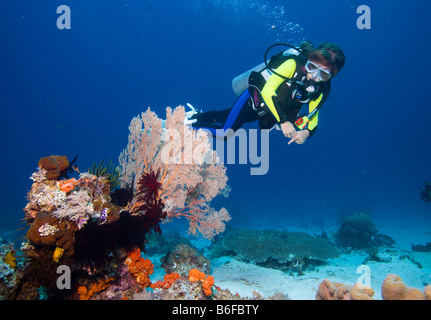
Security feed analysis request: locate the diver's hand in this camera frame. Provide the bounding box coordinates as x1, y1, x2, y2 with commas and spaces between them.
288, 130, 310, 145
280, 121, 297, 139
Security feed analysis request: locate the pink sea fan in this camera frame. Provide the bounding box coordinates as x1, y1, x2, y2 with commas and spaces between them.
119, 105, 230, 239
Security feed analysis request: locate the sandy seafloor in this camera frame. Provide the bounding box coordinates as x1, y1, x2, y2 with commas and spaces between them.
146, 216, 431, 300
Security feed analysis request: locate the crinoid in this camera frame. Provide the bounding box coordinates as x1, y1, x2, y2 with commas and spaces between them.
88, 159, 121, 190
132, 169, 167, 234
136, 169, 162, 203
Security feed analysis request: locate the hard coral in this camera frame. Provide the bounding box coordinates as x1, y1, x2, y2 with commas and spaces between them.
224, 230, 339, 270
381, 274, 428, 300
336, 211, 378, 249
125, 248, 154, 288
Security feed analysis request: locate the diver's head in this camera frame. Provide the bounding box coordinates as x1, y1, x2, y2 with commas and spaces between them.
304, 42, 345, 82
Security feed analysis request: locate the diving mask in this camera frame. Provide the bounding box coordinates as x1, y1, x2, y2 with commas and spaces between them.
305, 60, 332, 82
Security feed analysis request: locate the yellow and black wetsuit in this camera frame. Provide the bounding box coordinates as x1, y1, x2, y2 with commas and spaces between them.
191, 53, 330, 138
249, 53, 330, 136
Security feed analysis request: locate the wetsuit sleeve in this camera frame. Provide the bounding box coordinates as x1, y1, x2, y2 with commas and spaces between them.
261, 59, 297, 123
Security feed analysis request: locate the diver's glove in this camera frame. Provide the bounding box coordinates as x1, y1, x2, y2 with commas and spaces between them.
184, 103, 200, 125
160, 103, 200, 130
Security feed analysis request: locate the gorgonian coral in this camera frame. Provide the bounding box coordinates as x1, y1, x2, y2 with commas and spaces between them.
119, 106, 231, 240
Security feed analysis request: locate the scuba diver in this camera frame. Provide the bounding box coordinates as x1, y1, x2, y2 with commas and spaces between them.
186, 41, 345, 144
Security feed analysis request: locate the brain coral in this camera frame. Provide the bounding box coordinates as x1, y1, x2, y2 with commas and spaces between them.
223, 230, 339, 263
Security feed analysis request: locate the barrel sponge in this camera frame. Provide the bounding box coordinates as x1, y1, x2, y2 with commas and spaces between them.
38, 155, 69, 180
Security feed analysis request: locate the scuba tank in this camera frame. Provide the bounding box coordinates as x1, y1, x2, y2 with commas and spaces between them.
231, 44, 301, 96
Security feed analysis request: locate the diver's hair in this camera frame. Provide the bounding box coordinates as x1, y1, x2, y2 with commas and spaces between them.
300, 41, 346, 76
299, 41, 315, 55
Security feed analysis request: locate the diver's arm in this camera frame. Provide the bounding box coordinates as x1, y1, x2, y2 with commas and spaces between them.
260, 59, 297, 123
280, 121, 297, 139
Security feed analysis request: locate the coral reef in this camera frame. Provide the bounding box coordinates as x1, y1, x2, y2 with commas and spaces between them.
161, 243, 210, 277
17, 137, 231, 300
119, 106, 231, 240
223, 230, 339, 273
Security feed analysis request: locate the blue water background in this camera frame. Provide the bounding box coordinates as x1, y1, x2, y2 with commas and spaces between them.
1, 0, 430, 238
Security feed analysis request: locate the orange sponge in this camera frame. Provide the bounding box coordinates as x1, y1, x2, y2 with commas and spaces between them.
189, 268, 214, 296
382, 274, 426, 300
78, 277, 114, 300
58, 178, 79, 193
125, 247, 154, 288
150, 272, 181, 290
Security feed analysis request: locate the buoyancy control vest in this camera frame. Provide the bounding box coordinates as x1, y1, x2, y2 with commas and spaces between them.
248, 52, 330, 130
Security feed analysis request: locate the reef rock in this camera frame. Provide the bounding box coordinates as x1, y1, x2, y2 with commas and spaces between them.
161, 244, 210, 277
